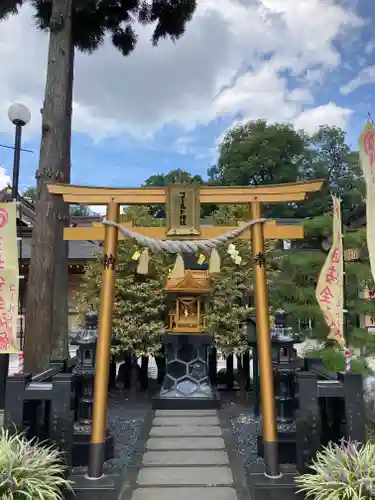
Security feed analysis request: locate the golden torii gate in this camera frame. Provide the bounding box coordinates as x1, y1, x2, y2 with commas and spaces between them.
47, 179, 324, 480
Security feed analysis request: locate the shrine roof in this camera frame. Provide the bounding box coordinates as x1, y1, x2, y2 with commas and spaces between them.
165, 270, 212, 293
18, 234, 101, 261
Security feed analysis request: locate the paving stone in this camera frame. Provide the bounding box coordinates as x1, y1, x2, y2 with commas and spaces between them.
146, 437, 226, 450
142, 450, 229, 465
130, 487, 239, 500
137, 466, 233, 485
155, 409, 217, 416
150, 425, 222, 436
153, 416, 220, 426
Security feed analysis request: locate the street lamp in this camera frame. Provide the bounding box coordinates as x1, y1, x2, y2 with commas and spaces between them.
8, 103, 31, 200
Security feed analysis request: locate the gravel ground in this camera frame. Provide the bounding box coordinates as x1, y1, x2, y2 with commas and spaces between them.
104, 391, 151, 473
220, 395, 295, 474
71, 390, 151, 475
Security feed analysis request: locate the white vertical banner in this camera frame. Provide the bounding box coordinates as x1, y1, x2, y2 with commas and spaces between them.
315, 196, 345, 346
359, 121, 375, 284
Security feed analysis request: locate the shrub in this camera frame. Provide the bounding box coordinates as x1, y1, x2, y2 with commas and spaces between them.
296, 439, 375, 500
0, 428, 72, 499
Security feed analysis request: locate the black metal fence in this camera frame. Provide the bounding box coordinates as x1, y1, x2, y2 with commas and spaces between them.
2, 356, 105, 468
295, 359, 366, 473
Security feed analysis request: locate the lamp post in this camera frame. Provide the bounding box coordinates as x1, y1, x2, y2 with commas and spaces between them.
0, 103, 31, 413
8, 103, 31, 199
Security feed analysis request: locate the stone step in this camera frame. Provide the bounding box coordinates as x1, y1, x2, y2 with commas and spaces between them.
153, 416, 220, 426
142, 450, 229, 466
155, 409, 217, 416
137, 466, 233, 486
146, 437, 226, 450
150, 425, 222, 437
131, 487, 239, 500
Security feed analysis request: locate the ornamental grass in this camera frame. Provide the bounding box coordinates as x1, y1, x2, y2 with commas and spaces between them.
0, 427, 72, 499
295, 439, 375, 500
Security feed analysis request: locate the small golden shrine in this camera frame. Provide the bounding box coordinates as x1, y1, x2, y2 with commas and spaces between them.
165, 270, 212, 334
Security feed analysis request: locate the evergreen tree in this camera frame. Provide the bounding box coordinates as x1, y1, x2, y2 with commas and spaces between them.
76, 205, 171, 357
269, 215, 375, 373
78, 239, 169, 358
207, 207, 277, 354
206, 240, 253, 357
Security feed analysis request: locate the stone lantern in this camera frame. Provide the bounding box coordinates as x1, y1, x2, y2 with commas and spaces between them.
271, 309, 301, 423
71, 311, 113, 466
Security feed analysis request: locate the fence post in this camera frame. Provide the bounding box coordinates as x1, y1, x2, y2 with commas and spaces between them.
296, 371, 321, 473
338, 372, 366, 443
253, 346, 260, 416
226, 354, 234, 389
4, 373, 31, 431
209, 346, 217, 386
50, 373, 75, 466
243, 350, 250, 391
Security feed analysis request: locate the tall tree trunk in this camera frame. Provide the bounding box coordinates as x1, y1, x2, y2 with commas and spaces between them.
24, 0, 73, 374
51, 43, 75, 361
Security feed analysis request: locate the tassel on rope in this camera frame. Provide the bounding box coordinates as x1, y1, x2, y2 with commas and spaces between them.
136, 248, 149, 275
170, 253, 185, 279
208, 248, 221, 274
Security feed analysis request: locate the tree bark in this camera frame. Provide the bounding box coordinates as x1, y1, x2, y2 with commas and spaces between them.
51, 43, 75, 361
24, 0, 73, 374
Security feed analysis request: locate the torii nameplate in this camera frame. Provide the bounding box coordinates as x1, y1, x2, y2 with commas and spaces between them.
166, 184, 200, 237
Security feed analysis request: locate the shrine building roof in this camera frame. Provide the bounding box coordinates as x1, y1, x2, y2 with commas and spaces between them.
165, 270, 212, 293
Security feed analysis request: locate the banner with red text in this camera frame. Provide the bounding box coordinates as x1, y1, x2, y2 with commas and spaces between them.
315, 196, 345, 346
359, 121, 375, 284
0, 203, 20, 353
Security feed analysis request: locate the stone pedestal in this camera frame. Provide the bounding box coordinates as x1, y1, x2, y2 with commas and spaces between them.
153, 335, 219, 409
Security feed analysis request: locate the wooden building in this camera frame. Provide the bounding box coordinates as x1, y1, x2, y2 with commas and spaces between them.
0, 188, 102, 335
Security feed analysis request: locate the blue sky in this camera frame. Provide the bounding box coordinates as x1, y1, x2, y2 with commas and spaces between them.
0, 0, 374, 194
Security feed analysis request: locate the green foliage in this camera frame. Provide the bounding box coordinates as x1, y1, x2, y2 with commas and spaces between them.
78, 240, 169, 357
305, 347, 370, 376
206, 241, 253, 356
269, 216, 375, 357
209, 121, 365, 219
143, 169, 204, 187
0, 428, 71, 499
209, 119, 307, 187
70, 204, 92, 216
207, 208, 278, 354
22, 187, 36, 204
120, 205, 165, 227
2, 0, 197, 57
77, 206, 171, 357
295, 439, 375, 500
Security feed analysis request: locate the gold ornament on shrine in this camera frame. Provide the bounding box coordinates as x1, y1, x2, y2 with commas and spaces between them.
165, 269, 212, 334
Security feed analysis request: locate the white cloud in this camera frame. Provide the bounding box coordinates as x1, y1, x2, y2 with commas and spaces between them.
293, 102, 353, 134
0, 0, 363, 141
0, 167, 11, 189
340, 66, 375, 95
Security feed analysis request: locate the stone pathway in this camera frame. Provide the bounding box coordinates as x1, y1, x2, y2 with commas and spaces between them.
125, 409, 249, 500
